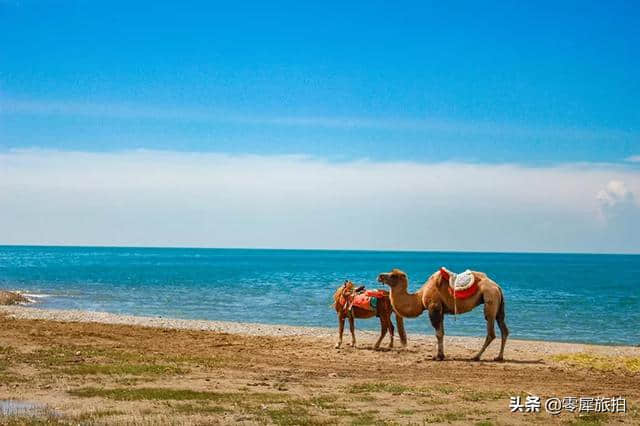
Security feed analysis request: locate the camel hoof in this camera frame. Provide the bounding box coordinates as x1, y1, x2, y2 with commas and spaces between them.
471, 356, 481, 362
334, 343, 341, 349
493, 356, 504, 362
435, 354, 445, 361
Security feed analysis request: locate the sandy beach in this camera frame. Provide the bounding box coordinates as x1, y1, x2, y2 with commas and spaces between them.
1, 305, 638, 425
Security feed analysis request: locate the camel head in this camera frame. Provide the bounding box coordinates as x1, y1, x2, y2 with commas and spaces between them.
334, 280, 355, 303
377, 269, 408, 289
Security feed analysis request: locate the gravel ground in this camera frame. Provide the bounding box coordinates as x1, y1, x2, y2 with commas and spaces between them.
2, 305, 638, 358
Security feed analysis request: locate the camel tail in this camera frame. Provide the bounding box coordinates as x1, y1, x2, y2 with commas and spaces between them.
395, 313, 408, 346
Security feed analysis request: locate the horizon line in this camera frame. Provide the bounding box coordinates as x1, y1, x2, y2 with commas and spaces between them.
1, 243, 638, 256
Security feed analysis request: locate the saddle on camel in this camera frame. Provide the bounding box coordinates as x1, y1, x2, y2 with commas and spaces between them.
332, 280, 407, 350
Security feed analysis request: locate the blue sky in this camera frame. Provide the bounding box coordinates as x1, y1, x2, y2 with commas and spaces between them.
1, 1, 639, 252
2, 1, 639, 162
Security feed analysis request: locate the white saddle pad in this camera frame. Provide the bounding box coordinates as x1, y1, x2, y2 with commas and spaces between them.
447, 269, 475, 291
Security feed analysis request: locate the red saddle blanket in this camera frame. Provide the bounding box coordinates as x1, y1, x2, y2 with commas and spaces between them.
448, 283, 478, 299
352, 289, 388, 311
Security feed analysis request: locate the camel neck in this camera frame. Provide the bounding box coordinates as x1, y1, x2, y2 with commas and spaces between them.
389, 284, 424, 318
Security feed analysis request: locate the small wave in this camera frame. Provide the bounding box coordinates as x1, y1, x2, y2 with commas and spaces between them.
20, 293, 53, 299
12, 291, 53, 304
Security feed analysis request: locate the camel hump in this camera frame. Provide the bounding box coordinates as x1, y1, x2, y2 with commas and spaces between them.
441, 268, 480, 299
440, 267, 475, 290
452, 270, 475, 291
439, 267, 452, 281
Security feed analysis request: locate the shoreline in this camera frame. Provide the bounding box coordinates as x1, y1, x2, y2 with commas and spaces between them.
2, 305, 639, 357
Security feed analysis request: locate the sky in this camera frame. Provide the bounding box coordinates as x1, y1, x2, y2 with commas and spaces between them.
1, 1, 639, 253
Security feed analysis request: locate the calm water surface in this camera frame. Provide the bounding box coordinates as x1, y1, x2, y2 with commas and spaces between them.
1, 246, 639, 345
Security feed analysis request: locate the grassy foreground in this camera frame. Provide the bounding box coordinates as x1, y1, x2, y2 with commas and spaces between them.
0, 313, 639, 425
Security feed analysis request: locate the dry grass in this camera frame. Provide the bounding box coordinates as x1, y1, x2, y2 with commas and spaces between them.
1, 315, 638, 425
552, 353, 640, 373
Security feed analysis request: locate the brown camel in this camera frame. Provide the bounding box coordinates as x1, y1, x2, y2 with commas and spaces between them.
333, 280, 407, 350
377, 269, 508, 361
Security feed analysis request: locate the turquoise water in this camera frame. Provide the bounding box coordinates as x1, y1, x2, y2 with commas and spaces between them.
1, 246, 639, 346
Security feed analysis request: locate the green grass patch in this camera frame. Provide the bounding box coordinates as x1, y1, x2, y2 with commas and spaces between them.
349, 412, 377, 425
565, 413, 609, 425
552, 353, 640, 373
0, 372, 26, 383
16, 345, 188, 378
169, 403, 226, 415
163, 354, 233, 369
61, 363, 185, 376
309, 395, 342, 409
327, 408, 358, 418
266, 405, 312, 425
68, 386, 288, 403
0, 345, 16, 371
73, 409, 126, 421
349, 382, 413, 394
18, 346, 140, 368
0, 416, 68, 426
461, 390, 509, 402
432, 384, 457, 394
396, 408, 417, 415
0, 345, 16, 354
424, 411, 467, 423
357, 394, 377, 402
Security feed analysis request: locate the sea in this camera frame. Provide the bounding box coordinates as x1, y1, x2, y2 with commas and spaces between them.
1, 246, 638, 346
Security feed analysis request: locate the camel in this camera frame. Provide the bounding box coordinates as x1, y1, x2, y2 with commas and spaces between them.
377, 269, 508, 361
333, 280, 407, 350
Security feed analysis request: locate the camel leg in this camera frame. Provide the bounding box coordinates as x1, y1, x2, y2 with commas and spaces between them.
429, 305, 445, 360
495, 296, 509, 361
388, 314, 395, 349
374, 316, 388, 350
335, 314, 345, 348
472, 302, 497, 361
396, 315, 407, 347
348, 314, 356, 347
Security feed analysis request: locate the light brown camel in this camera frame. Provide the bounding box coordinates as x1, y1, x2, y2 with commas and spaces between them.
333, 280, 407, 350
377, 269, 508, 361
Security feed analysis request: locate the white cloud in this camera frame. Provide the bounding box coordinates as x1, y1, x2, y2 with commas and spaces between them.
596, 180, 640, 231
1, 150, 639, 253
597, 180, 633, 206
626, 155, 640, 163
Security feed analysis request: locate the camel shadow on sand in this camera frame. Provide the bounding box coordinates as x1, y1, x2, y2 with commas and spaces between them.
345, 346, 544, 365
427, 356, 545, 365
